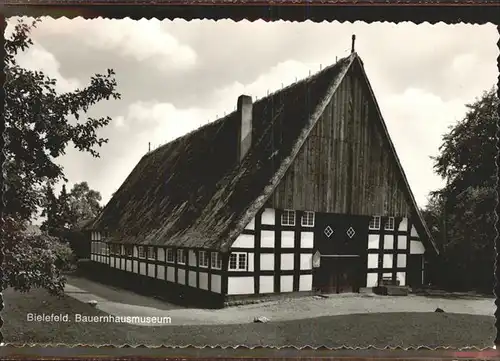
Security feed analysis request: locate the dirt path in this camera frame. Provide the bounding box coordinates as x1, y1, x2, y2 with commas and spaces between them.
65, 276, 495, 326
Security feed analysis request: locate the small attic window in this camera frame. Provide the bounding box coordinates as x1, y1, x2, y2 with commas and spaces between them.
301, 211, 315, 227
369, 216, 381, 230
384, 217, 395, 231
281, 210, 296, 226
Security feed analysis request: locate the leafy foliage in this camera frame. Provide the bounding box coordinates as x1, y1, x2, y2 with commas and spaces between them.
49, 238, 77, 272
3, 218, 70, 296
2, 19, 120, 295
41, 182, 102, 237
39, 181, 103, 261
424, 88, 498, 292
4, 19, 120, 222
67, 182, 103, 228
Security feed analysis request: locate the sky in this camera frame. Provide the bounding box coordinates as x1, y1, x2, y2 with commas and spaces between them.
7, 17, 498, 212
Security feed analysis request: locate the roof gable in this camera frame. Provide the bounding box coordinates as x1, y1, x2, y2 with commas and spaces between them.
270, 60, 414, 217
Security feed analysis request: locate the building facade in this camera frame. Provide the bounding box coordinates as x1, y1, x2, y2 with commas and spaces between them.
88, 51, 437, 307
90, 208, 428, 303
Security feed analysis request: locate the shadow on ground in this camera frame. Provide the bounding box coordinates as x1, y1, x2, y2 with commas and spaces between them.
65, 275, 185, 310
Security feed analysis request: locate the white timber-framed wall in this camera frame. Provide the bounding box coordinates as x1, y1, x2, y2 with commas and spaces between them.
365, 215, 426, 288
226, 208, 315, 296
226, 208, 427, 295
89, 232, 225, 296
89, 208, 427, 299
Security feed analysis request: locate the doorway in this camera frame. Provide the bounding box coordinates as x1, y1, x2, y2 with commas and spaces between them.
313, 256, 361, 294
407, 254, 424, 288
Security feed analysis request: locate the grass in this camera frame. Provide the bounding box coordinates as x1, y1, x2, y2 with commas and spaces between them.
2, 287, 496, 348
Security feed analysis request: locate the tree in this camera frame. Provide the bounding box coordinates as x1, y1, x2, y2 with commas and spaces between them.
41, 184, 74, 237
2, 18, 121, 296
424, 87, 498, 292
40, 183, 59, 236
58, 184, 73, 230
67, 182, 103, 228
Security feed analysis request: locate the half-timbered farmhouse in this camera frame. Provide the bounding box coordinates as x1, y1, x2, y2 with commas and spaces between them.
87, 48, 439, 307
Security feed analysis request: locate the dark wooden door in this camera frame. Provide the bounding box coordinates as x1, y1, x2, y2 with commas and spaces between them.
407, 254, 424, 288
337, 257, 360, 293
313, 256, 360, 294
315, 258, 338, 293
312, 212, 369, 293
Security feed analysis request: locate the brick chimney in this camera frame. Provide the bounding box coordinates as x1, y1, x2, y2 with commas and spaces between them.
236, 95, 253, 162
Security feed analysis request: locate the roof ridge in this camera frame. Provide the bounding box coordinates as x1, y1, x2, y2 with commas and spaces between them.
261, 53, 355, 102
143, 54, 356, 158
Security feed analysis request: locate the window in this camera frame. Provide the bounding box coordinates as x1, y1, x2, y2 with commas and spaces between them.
138, 246, 146, 258
147, 246, 156, 260
281, 209, 296, 226
384, 217, 395, 231
199, 251, 209, 268
211, 252, 222, 269
166, 248, 174, 263
125, 245, 133, 257
177, 249, 186, 264
369, 216, 381, 230
301, 211, 315, 227
229, 253, 247, 271
238, 253, 247, 269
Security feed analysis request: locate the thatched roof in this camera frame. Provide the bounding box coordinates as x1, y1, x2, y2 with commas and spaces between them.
90, 52, 437, 254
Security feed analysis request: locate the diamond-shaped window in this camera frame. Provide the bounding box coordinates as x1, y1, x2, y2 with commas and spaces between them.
324, 226, 334, 238
346, 227, 355, 239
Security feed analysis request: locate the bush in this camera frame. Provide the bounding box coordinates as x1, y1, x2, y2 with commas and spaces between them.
3, 217, 76, 295
47, 239, 76, 272
64, 230, 91, 260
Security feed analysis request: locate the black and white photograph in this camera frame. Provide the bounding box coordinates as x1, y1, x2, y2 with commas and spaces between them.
2, 17, 498, 348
